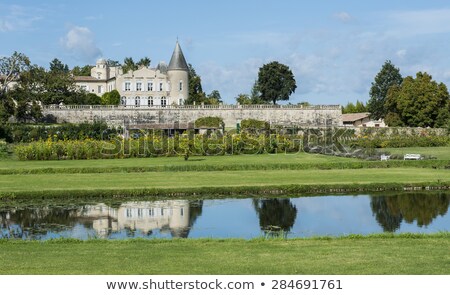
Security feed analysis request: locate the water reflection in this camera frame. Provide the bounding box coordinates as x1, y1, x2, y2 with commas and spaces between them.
253, 198, 297, 237
370, 192, 450, 232
0, 200, 203, 239
1, 192, 449, 240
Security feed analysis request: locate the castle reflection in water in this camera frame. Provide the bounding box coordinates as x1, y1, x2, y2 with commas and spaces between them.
83, 200, 194, 238
0, 200, 203, 239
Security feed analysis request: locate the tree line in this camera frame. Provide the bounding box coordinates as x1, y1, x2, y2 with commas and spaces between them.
367, 60, 450, 128
2, 50, 448, 128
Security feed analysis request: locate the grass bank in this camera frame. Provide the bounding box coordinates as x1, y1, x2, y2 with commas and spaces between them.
0, 168, 449, 199
1, 234, 449, 275
0, 147, 448, 175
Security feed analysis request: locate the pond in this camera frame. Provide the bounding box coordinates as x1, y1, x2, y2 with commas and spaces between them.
1, 192, 449, 240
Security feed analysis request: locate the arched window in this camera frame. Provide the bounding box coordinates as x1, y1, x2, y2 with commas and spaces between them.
161, 96, 167, 107
135, 96, 140, 107
148, 96, 153, 106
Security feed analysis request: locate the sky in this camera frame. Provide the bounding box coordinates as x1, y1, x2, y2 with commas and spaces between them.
2, 0, 450, 105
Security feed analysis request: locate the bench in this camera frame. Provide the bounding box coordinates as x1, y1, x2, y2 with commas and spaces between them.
404, 154, 422, 160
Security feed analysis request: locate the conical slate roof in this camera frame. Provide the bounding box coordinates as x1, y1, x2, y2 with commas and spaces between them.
168, 41, 188, 71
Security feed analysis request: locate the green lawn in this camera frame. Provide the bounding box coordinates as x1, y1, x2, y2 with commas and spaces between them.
1, 235, 449, 274
0, 168, 448, 194
0, 152, 358, 170
381, 146, 450, 160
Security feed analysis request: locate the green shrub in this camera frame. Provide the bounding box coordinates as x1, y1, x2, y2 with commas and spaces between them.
2, 122, 120, 143
194, 117, 224, 128
0, 140, 8, 159
241, 119, 270, 131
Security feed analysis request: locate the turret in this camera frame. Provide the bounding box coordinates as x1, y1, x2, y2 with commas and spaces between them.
167, 41, 189, 105
91, 58, 108, 80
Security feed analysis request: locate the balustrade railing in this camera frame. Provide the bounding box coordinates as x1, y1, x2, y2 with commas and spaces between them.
43, 104, 341, 111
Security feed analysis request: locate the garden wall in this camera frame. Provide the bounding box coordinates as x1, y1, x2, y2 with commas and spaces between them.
42, 105, 343, 128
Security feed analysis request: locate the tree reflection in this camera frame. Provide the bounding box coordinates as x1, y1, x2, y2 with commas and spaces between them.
253, 198, 297, 238
0, 200, 204, 239
0, 207, 80, 238
370, 192, 450, 232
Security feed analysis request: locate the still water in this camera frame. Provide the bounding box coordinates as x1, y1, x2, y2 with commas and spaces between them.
1, 192, 449, 240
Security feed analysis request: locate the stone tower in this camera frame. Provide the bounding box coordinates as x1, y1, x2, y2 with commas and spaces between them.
167, 41, 189, 105
91, 58, 109, 80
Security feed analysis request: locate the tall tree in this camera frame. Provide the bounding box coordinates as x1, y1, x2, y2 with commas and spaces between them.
257, 61, 297, 105
137, 57, 151, 68
42, 58, 78, 104
368, 60, 403, 120
49, 58, 69, 74
0, 51, 30, 97
385, 72, 450, 127
250, 80, 263, 104
206, 90, 222, 105
72, 65, 92, 76
122, 57, 137, 73
0, 52, 31, 122
342, 100, 367, 114
236, 93, 252, 105
185, 63, 206, 105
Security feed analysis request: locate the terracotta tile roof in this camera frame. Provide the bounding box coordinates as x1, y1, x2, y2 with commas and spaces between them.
342, 112, 370, 122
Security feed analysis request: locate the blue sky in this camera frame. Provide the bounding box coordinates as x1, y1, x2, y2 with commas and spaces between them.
2, 0, 450, 105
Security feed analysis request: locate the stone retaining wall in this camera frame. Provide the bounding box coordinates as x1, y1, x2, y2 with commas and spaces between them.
43, 105, 343, 128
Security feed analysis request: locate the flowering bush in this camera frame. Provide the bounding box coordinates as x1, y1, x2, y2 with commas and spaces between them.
14, 133, 305, 160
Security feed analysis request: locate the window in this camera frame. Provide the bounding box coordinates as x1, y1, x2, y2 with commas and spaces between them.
125, 82, 131, 91
161, 96, 167, 107
135, 96, 140, 107
147, 82, 153, 91
148, 96, 153, 106
161, 208, 164, 216
179, 81, 183, 91
126, 208, 132, 218
98, 85, 103, 93
80, 85, 87, 92
138, 209, 143, 218
97, 72, 102, 79
121, 96, 126, 105
136, 82, 142, 91
180, 208, 184, 216
178, 98, 183, 105
159, 82, 163, 91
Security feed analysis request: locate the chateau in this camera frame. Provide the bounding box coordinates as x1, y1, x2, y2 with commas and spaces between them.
74, 41, 189, 107
45, 40, 344, 129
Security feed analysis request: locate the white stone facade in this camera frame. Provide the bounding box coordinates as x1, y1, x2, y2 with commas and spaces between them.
74, 41, 189, 106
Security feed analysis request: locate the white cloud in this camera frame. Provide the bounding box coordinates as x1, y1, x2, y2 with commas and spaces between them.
396, 49, 407, 59
0, 5, 44, 32
197, 7, 450, 105
0, 20, 14, 32
387, 9, 450, 36
85, 14, 104, 21
334, 12, 352, 23
60, 26, 102, 62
